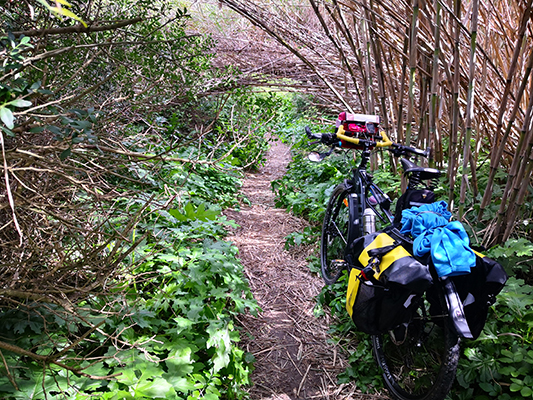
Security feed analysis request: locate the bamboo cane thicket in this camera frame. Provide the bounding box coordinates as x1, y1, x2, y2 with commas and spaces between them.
195, 0, 533, 243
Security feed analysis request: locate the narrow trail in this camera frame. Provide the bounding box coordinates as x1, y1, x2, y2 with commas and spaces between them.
225, 139, 382, 400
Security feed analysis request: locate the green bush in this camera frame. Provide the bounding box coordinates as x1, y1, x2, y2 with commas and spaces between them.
487, 238, 533, 284
454, 277, 533, 400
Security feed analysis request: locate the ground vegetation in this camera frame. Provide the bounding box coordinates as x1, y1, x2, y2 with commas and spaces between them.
0, 1, 289, 398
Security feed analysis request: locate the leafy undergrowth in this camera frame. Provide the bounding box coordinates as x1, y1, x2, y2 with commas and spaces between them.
275, 122, 533, 400
455, 277, 533, 400
0, 151, 258, 400
0, 90, 297, 399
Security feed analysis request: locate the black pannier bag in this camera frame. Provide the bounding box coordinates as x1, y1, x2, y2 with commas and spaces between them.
449, 251, 508, 339
424, 250, 508, 339
393, 188, 436, 225
346, 228, 433, 335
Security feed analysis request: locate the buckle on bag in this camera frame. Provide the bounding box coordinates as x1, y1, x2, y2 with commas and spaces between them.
360, 257, 381, 285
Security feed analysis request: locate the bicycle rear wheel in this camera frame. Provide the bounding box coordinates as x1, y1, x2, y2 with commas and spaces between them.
320, 183, 362, 284
372, 282, 460, 400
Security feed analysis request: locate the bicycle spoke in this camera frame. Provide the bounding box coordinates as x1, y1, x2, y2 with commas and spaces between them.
328, 220, 347, 245
373, 286, 460, 400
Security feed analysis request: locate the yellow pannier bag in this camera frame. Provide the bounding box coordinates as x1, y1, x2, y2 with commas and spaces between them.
346, 229, 433, 335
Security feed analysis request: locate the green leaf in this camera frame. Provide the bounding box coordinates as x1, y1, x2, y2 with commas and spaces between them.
522, 387, 533, 397
479, 382, 494, 392
8, 99, 32, 108
30, 81, 41, 91
1, 126, 15, 137
0, 107, 14, 129
60, 147, 72, 160
169, 202, 220, 222
49, 6, 88, 27
206, 324, 231, 373
141, 377, 174, 398
164, 376, 196, 394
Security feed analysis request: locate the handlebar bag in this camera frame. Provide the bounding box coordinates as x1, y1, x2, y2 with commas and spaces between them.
346, 229, 433, 335
336, 112, 378, 149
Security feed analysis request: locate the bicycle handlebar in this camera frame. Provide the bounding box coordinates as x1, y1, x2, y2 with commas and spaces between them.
336, 125, 393, 148
305, 125, 430, 158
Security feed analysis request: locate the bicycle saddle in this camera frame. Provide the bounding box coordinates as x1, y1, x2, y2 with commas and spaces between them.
401, 158, 442, 180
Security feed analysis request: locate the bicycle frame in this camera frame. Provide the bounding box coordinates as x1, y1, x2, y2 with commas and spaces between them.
346, 148, 394, 232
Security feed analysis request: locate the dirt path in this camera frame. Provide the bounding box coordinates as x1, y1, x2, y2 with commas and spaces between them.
225, 139, 382, 400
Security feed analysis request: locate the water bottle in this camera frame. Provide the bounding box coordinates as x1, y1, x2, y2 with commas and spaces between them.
363, 208, 376, 235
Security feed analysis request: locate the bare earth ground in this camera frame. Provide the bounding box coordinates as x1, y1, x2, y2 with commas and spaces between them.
224, 139, 385, 400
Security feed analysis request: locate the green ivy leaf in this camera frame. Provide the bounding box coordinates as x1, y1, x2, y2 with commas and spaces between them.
206, 324, 231, 373
522, 387, 533, 397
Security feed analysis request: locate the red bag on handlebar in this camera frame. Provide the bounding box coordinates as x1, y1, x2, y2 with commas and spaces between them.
336, 112, 379, 149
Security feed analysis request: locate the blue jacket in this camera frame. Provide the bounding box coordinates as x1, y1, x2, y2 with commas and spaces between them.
400, 201, 475, 277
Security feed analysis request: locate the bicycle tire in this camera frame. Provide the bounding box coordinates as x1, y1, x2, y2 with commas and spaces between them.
372, 282, 460, 400
320, 183, 362, 284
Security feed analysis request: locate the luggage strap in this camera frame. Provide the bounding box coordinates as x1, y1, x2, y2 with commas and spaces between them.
360, 241, 401, 285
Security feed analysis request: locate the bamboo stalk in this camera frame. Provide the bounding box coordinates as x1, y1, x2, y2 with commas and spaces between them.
447, 0, 461, 208
367, 0, 391, 129
417, 55, 430, 153
502, 141, 533, 243
477, 0, 533, 220
326, 0, 367, 109
495, 76, 533, 242
397, 26, 410, 144
405, 0, 420, 146
458, 0, 479, 219
429, 0, 442, 166
360, 13, 376, 111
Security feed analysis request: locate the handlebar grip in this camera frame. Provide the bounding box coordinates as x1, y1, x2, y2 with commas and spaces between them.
409, 146, 430, 157
375, 131, 393, 148
305, 126, 322, 140
390, 143, 430, 158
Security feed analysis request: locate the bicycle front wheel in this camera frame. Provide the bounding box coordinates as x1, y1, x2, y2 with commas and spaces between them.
372, 282, 460, 400
320, 183, 361, 285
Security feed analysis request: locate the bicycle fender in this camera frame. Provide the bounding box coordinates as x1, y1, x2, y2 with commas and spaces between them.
441, 277, 473, 339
